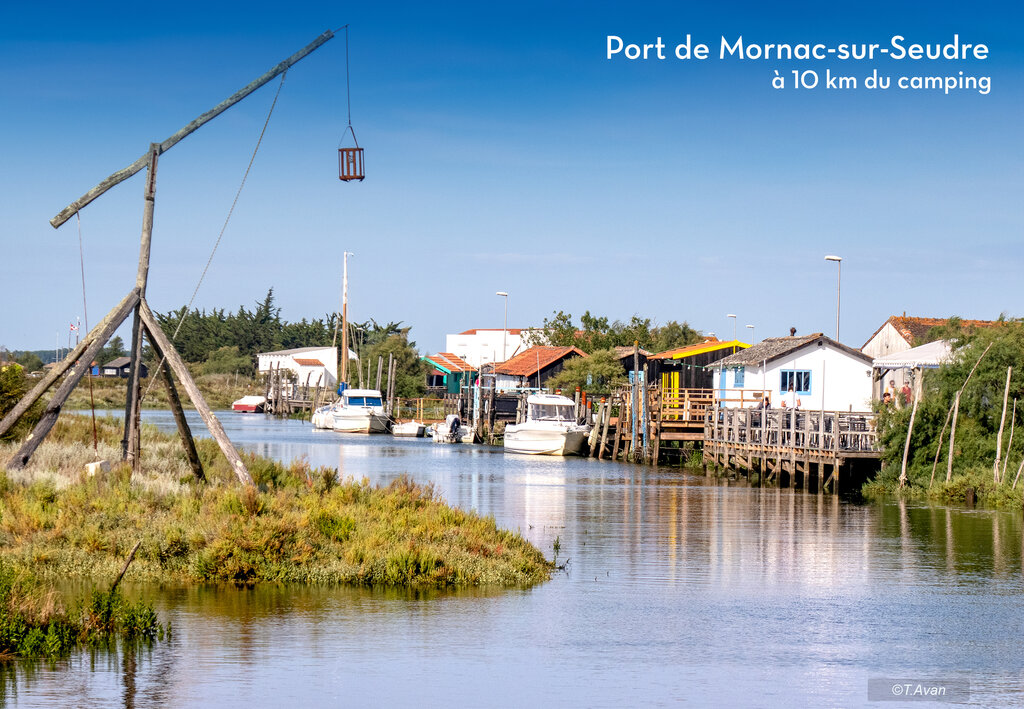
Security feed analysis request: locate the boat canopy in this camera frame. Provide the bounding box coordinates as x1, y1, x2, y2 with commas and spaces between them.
343, 388, 384, 407
526, 394, 576, 422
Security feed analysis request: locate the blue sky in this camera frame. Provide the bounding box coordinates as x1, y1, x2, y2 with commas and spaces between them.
1, 1, 1021, 354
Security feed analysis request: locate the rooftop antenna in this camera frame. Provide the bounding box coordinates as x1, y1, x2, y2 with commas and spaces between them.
0, 31, 339, 483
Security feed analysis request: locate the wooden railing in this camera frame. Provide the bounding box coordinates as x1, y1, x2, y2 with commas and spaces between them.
704, 406, 879, 455
661, 387, 714, 423
714, 388, 768, 407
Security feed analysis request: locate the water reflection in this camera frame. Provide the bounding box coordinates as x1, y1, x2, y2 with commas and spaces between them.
17, 410, 1023, 707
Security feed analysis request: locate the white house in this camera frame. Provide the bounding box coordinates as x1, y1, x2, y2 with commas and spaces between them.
445, 328, 525, 368
257, 346, 347, 391
709, 333, 873, 412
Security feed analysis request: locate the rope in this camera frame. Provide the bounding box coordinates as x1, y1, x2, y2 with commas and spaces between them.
76, 213, 99, 451
141, 71, 288, 403
345, 26, 352, 126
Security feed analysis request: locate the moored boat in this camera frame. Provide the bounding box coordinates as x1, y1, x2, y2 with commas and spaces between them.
331, 388, 390, 433
231, 395, 266, 413
392, 420, 426, 438
504, 393, 589, 455
431, 414, 474, 444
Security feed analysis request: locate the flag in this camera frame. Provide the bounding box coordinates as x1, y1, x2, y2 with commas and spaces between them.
69, 322, 78, 332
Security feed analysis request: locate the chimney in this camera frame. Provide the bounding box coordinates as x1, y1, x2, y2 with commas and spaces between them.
789, 327, 796, 337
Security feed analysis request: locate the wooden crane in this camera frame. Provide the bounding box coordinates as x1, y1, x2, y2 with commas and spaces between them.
0, 30, 339, 484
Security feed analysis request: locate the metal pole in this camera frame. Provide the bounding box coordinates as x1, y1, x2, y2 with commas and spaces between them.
836, 259, 841, 341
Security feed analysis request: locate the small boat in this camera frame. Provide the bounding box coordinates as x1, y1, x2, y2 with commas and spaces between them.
431, 414, 474, 444
331, 388, 390, 434
504, 393, 590, 456
231, 395, 266, 413
392, 421, 426, 438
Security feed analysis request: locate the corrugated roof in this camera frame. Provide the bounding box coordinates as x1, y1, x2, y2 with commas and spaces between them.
103, 356, 132, 368
258, 346, 334, 356
458, 328, 524, 336
711, 334, 872, 368
610, 345, 652, 359
293, 358, 325, 367
862, 315, 999, 349
423, 352, 475, 373
494, 346, 586, 376
648, 338, 748, 361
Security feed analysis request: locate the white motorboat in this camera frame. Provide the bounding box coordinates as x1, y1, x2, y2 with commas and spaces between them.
331, 388, 390, 434
431, 414, 474, 444
392, 421, 426, 438
504, 393, 590, 456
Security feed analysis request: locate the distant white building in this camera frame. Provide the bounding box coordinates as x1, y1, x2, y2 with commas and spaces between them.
445, 328, 525, 368
257, 346, 349, 391
708, 333, 873, 412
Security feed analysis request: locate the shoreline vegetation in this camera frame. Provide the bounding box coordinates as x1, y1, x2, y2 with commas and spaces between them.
864, 319, 1024, 509
0, 416, 552, 591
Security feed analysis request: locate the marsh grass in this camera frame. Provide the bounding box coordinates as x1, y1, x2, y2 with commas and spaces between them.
0, 417, 551, 588
58, 371, 255, 411
0, 560, 165, 659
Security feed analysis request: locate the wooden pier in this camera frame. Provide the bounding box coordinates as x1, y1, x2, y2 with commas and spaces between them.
703, 406, 880, 491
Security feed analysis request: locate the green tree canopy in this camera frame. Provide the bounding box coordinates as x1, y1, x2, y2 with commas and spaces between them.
546, 349, 626, 395
528, 311, 703, 354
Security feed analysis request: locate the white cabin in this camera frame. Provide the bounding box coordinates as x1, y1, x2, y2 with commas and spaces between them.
709, 333, 873, 412
257, 346, 348, 391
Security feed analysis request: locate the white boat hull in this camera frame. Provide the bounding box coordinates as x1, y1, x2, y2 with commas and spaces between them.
392, 421, 426, 438
332, 410, 390, 434
504, 425, 589, 456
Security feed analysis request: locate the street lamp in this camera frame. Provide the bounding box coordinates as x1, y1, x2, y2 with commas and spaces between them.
824, 255, 842, 341
746, 324, 755, 343
726, 314, 737, 341
496, 291, 509, 362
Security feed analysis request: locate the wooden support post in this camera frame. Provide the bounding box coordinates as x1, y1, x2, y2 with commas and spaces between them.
599, 399, 611, 460
946, 391, 961, 483
487, 383, 496, 442
0, 289, 141, 438
612, 395, 624, 461
994, 366, 1012, 482
138, 301, 253, 486
7, 289, 140, 470
150, 337, 205, 482
123, 144, 160, 469
899, 393, 920, 488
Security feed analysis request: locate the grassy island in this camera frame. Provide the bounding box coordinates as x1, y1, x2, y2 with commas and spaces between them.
0, 417, 552, 588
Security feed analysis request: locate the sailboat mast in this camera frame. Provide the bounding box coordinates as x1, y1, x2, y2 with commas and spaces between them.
340, 251, 352, 386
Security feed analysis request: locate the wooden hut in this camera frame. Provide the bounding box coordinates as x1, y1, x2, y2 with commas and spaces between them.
648, 338, 748, 390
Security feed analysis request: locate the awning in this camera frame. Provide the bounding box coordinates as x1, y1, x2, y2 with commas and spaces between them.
872, 339, 952, 370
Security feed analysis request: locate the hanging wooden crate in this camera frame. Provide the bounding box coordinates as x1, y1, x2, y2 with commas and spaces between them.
338, 147, 364, 181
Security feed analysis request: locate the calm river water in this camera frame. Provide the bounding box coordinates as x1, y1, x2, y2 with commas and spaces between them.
5, 411, 1024, 707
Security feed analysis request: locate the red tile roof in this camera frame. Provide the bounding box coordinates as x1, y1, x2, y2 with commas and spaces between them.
863, 315, 1000, 349
293, 358, 325, 367
494, 346, 586, 377
458, 328, 524, 335
423, 352, 475, 373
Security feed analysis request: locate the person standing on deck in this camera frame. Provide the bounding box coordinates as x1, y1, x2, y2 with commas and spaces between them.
781, 384, 801, 409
